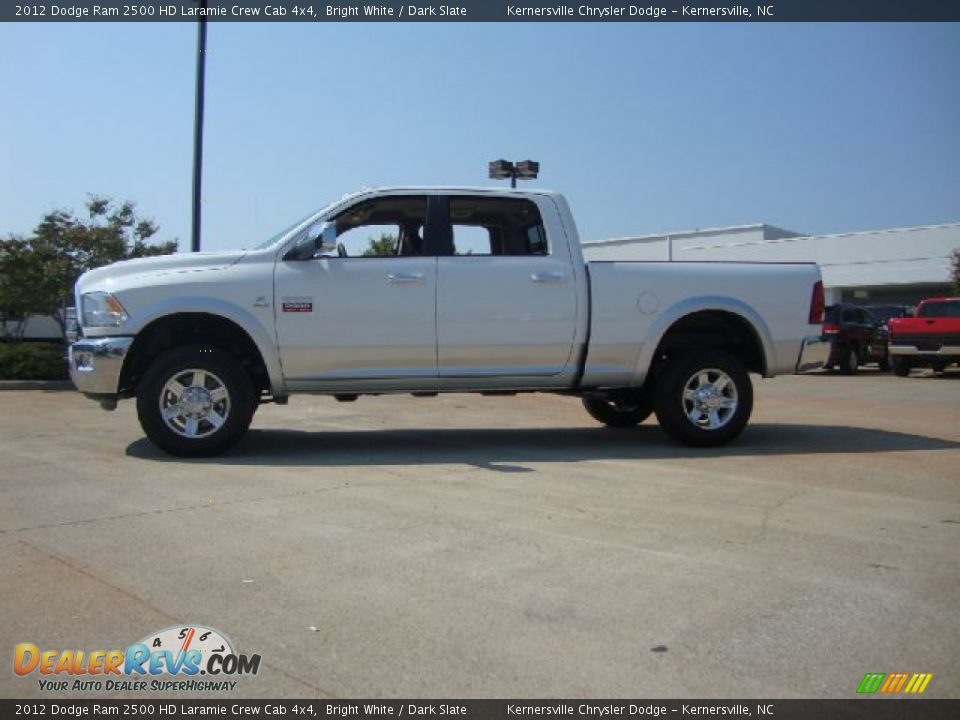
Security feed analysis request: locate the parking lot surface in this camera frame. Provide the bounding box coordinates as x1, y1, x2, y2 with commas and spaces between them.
1, 370, 958, 699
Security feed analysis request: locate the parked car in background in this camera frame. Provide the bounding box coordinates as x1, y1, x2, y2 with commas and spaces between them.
863, 304, 911, 328
888, 297, 960, 376
822, 304, 890, 373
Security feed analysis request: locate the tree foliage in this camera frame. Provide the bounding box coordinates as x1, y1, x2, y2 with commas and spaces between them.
0, 236, 42, 341
952, 248, 960, 294
0, 196, 177, 342
362, 232, 399, 257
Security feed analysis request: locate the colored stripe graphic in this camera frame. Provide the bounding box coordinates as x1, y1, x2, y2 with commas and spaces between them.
880, 672, 909, 693
857, 672, 932, 694
904, 673, 933, 694
857, 673, 885, 694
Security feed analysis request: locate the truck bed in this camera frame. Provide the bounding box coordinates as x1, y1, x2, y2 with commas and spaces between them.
581, 261, 822, 388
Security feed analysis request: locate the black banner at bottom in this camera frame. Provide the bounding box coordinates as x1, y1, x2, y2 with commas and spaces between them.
2, 700, 958, 720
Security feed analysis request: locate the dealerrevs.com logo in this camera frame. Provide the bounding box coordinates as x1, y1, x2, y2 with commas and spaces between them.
14, 625, 261, 693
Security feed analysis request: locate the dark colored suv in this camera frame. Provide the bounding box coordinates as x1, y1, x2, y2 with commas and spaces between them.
822, 304, 890, 374
863, 304, 911, 328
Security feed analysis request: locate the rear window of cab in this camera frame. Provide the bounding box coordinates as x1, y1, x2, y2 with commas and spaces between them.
918, 300, 960, 318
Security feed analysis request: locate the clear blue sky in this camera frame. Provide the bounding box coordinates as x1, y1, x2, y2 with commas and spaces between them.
1, 22, 958, 251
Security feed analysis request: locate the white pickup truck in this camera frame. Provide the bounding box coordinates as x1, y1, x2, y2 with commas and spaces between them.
69, 188, 829, 456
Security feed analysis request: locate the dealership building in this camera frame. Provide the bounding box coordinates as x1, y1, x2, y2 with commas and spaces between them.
582, 221, 959, 306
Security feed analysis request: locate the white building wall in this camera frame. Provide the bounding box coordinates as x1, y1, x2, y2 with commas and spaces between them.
2, 315, 63, 341
583, 223, 959, 303
584, 225, 797, 262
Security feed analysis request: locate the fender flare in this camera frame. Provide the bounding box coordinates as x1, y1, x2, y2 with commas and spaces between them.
632, 295, 776, 384
125, 297, 286, 396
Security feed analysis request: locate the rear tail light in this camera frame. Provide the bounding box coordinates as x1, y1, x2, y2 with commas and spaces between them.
822, 323, 840, 335
809, 280, 825, 324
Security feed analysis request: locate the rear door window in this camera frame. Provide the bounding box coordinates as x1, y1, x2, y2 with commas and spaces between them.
918, 300, 960, 318
447, 197, 548, 256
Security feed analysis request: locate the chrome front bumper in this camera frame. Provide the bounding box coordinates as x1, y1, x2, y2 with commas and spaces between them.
68, 336, 134, 397
795, 335, 830, 373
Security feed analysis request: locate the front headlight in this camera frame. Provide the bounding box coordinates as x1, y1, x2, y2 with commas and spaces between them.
81, 292, 129, 328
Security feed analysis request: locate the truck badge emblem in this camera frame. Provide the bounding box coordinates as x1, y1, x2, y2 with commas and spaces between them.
282, 297, 313, 313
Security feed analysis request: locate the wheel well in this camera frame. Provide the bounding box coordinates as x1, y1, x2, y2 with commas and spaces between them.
652, 310, 766, 376
119, 313, 270, 397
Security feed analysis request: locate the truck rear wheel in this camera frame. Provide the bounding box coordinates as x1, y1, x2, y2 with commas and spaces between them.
653, 350, 753, 447
891, 357, 912, 377
839, 346, 859, 375
582, 390, 653, 427
136, 345, 255, 457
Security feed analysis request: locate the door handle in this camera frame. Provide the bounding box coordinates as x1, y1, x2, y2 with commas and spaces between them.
388, 272, 425, 284
531, 271, 566, 283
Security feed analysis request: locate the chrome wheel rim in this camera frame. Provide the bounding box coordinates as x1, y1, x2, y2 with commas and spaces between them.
682, 368, 738, 430
159, 368, 230, 439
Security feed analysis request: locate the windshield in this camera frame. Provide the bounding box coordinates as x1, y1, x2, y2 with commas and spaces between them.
251, 210, 323, 250
250, 195, 352, 250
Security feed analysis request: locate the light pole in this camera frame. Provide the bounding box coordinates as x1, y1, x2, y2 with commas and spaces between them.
488, 159, 540, 188
190, 0, 208, 252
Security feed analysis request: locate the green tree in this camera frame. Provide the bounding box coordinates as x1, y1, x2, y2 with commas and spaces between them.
0, 236, 44, 341
1, 196, 177, 342
952, 248, 960, 294
362, 232, 398, 257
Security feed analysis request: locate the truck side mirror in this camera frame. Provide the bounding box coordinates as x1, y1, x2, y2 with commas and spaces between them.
316, 223, 338, 254
286, 222, 337, 260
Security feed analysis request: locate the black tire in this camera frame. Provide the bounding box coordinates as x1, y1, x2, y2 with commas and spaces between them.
136, 345, 255, 457
891, 357, 912, 377
839, 346, 859, 375
653, 350, 753, 447
878, 355, 891, 373
931, 361, 948, 373
582, 389, 653, 427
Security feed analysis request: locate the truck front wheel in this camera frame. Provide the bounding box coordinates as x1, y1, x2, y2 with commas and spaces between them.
838, 346, 859, 375
582, 390, 653, 427
136, 345, 255, 457
878, 353, 891, 373
653, 350, 753, 447
891, 357, 912, 377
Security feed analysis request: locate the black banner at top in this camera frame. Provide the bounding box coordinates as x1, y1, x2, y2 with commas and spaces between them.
4, 0, 960, 22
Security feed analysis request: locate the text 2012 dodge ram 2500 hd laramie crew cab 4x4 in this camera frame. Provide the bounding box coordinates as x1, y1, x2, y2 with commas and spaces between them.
69, 188, 829, 456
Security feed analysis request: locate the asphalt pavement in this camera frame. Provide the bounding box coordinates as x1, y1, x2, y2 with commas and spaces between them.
1, 369, 958, 698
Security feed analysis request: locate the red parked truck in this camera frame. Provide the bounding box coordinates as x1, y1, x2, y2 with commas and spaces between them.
888, 297, 960, 376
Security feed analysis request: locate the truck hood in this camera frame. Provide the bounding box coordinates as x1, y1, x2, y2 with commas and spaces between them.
77, 250, 248, 292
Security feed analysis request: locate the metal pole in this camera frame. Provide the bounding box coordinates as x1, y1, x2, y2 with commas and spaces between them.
511, 172, 516, 189
190, 3, 208, 252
